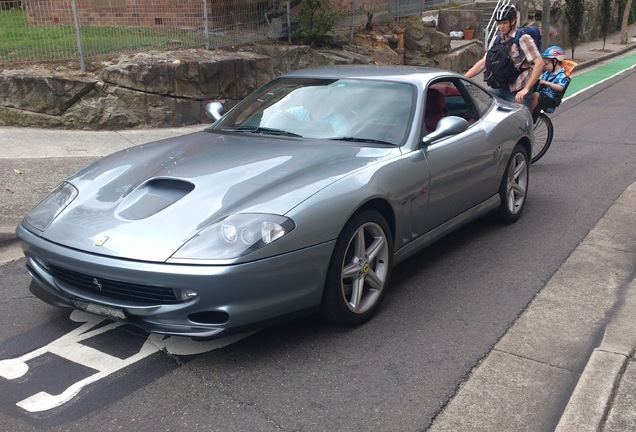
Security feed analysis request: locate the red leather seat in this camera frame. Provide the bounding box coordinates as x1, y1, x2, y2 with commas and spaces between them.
425, 88, 446, 133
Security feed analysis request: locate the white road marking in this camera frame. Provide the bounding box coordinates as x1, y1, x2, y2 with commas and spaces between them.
0, 309, 255, 412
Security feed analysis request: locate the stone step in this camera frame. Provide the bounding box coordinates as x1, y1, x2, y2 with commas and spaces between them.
473, 1, 500, 40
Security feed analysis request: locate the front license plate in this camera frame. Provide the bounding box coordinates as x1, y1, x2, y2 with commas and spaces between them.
72, 300, 126, 320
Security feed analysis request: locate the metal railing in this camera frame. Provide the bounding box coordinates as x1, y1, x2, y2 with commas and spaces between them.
0, 0, 461, 71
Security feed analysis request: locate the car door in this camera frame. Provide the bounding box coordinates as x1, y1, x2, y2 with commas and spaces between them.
420, 78, 499, 232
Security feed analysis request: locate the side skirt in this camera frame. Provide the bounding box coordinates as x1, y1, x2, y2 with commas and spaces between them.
393, 194, 500, 265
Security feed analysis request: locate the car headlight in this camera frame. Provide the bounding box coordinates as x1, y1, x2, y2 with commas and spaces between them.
171, 213, 295, 260
24, 182, 78, 232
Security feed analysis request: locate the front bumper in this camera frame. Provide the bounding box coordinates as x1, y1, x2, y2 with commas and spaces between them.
17, 223, 335, 338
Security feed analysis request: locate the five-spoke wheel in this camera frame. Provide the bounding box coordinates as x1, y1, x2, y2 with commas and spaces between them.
321, 211, 393, 326
498, 144, 529, 223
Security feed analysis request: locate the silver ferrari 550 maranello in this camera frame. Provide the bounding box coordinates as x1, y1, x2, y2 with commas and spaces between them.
17, 65, 533, 339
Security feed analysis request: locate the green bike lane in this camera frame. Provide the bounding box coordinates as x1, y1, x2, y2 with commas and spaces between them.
565, 51, 636, 97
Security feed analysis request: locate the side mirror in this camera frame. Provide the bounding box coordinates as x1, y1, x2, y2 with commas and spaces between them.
422, 116, 469, 146
205, 102, 224, 121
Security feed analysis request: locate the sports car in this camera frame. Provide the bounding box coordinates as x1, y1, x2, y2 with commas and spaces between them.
17, 65, 532, 338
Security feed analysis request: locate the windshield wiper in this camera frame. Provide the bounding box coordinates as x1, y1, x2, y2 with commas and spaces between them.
330, 136, 395, 145
228, 126, 302, 137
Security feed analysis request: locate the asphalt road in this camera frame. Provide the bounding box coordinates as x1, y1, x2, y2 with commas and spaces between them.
0, 60, 635, 431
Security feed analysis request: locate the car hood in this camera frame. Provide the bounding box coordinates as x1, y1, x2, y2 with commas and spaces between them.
37, 131, 396, 262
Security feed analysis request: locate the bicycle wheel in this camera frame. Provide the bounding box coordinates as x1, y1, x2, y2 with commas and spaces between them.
531, 112, 554, 164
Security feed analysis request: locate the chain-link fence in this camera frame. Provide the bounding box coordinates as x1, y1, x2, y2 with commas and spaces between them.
1, 0, 458, 71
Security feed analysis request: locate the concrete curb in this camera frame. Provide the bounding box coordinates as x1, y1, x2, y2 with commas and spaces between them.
542, 181, 636, 431
556, 248, 636, 431
555, 347, 629, 431
0, 226, 17, 247
573, 43, 636, 73
555, 273, 636, 431
428, 179, 636, 431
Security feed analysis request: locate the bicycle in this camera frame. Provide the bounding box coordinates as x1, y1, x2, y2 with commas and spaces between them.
531, 111, 553, 163
530, 59, 577, 164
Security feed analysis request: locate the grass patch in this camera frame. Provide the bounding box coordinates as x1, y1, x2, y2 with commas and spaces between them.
0, 9, 205, 64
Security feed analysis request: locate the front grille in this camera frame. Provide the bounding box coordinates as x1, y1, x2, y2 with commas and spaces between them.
46, 264, 179, 305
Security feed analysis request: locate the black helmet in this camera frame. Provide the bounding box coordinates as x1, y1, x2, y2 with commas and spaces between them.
495, 4, 517, 21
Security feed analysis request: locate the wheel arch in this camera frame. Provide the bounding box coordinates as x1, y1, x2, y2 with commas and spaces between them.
518, 136, 532, 159
320, 197, 396, 325
348, 198, 396, 247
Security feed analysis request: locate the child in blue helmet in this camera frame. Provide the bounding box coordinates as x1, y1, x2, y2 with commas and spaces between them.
530, 46, 569, 121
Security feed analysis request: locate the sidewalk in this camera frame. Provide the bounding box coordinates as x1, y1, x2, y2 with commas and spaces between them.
1, 25, 636, 431
428, 182, 636, 432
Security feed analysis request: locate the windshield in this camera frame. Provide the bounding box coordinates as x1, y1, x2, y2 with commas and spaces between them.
212, 77, 415, 146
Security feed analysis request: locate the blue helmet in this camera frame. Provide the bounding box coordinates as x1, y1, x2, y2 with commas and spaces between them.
541, 46, 566, 61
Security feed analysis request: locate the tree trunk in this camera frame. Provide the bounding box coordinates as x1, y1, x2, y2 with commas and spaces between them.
621, 0, 633, 44
542, 0, 551, 48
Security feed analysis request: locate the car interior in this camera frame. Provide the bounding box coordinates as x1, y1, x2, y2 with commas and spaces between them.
424, 81, 476, 135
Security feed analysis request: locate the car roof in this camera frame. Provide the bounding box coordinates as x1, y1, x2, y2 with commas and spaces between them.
281, 65, 460, 83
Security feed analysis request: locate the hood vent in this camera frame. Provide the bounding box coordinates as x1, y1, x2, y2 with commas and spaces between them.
117, 178, 195, 221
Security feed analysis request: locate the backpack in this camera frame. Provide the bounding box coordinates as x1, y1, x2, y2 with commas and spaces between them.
515, 25, 542, 52
484, 38, 519, 89
484, 26, 542, 89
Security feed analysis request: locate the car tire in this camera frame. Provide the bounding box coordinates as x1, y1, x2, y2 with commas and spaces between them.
497, 143, 529, 223
321, 210, 393, 326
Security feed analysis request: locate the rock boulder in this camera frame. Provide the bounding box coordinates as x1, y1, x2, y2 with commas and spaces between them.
100, 49, 274, 100
0, 70, 97, 116
403, 20, 451, 56
0, 30, 482, 130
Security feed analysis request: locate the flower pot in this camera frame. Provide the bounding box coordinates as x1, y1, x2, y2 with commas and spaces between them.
463, 28, 475, 40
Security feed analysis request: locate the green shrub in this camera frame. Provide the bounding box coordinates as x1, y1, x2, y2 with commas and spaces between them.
292, 0, 337, 46
0, 0, 21, 11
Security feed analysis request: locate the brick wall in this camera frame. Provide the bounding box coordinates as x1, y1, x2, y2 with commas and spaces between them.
25, 0, 206, 27
24, 0, 389, 27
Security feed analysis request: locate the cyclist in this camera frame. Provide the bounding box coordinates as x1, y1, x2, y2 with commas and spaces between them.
465, 3, 543, 107
530, 46, 569, 122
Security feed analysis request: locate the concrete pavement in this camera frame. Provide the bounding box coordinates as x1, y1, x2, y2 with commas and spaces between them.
428, 181, 636, 431
1, 25, 635, 431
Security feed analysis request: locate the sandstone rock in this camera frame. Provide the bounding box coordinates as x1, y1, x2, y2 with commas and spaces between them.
236, 37, 397, 74
100, 49, 274, 100
0, 70, 97, 116
0, 106, 66, 128
63, 84, 209, 129
315, 48, 376, 64
236, 44, 329, 76
0, 77, 212, 130
350, 32, 401, 64
437, 41, 485, 73
0, 33, 476, 130
403, 21, 451, 56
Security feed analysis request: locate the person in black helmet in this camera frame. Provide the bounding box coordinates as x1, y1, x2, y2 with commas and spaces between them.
464, 3, 543, 107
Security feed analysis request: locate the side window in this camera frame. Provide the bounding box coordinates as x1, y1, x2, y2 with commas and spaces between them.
463, 80, 494, 118
424, 80, 476, 134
